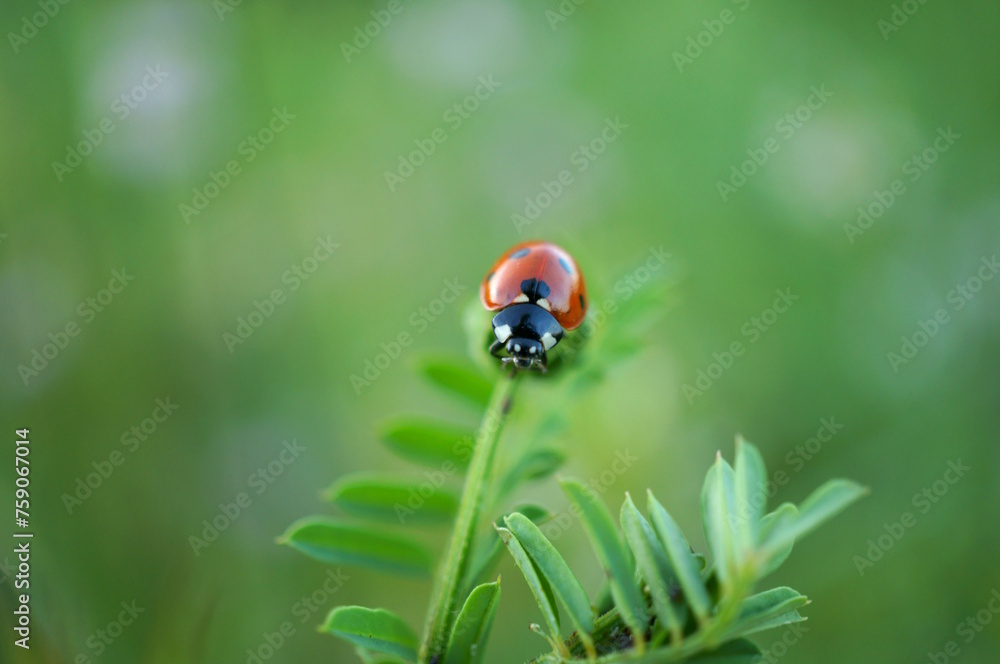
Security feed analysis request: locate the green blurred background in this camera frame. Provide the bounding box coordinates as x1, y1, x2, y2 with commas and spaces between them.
2, 1, 998, 662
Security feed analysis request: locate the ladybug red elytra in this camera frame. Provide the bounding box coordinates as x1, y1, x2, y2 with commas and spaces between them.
480, 241, 588, 370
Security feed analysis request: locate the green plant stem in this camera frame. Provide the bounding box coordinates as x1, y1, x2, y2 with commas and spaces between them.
418, 371, 520, 663
701, 570, 753, 648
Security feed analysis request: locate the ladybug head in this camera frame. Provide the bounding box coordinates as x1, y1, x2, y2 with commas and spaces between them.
490, 303, 564, 371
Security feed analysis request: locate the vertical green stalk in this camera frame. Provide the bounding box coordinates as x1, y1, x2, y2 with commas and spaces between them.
418, 372, 520, 663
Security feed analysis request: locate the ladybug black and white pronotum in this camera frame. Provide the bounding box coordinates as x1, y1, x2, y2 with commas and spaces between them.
480, 241, 588, 371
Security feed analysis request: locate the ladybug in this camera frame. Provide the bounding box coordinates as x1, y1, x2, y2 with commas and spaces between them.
480, 241, 588, 371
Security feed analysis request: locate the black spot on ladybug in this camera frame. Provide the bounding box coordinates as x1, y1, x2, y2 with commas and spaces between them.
520, 278, 551, 302
579, 293, 585, 308
510, 247, 531, 259
558, 256, 573, 274
487, 271, 494, 282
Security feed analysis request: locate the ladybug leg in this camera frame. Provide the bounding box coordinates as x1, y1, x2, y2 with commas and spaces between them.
536, 352, 548, 372
489, 339, 505, 358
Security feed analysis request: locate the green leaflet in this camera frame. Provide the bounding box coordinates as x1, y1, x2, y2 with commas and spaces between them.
322, 606, 418, 661
621, 494, 683, 644
759, 479, 868, 556
324, 473, 458, 525
757, 504, 797, 577
495, 526, 563, 649
647, 491, 711, 622
277, 517, 433, 576
733, 438, 767, 551
561, 479, 648, 651
461, 505, 549, 596
380, 416, 476, 470
444, 579, 501, 664
497, 447, 566, 499
504, 512, 595, 652
701, 454, 738, 587
723, 587, 808, 639
414, 354, 494, 408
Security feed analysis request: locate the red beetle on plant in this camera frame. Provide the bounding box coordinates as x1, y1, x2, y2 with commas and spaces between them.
480, 241, 588, 371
